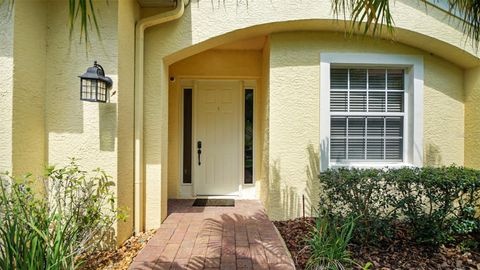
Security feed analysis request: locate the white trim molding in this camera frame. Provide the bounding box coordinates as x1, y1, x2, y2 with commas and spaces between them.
319, 53, 424, 171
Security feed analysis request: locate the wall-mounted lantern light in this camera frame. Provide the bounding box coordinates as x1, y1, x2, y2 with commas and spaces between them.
79, 61, 113, 103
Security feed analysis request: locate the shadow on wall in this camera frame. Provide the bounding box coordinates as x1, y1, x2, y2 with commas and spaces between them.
305, 144, 321, 216
99, 103, 117, 152
268, 160, 300, 220
401, 0, 467, 41
267, 144, 322, 220
425, 143, 443, 166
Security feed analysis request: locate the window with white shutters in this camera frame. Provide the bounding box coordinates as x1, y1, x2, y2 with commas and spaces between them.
330, 68, 405, 162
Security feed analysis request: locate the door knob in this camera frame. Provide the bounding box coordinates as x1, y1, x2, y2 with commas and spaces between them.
197, 141, 202, 166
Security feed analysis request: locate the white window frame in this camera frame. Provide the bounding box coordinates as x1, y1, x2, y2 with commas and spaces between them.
320, 53, 424, 171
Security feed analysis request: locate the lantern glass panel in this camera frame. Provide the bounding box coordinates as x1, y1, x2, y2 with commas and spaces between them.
80, 78, 95, 101
98, 80, 107, 102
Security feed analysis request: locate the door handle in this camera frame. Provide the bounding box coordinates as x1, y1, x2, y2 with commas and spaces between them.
197, 141, 202, 166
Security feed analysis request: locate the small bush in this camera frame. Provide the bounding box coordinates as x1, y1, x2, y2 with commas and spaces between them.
0, 159, 126, 269
319, 165, 480, 245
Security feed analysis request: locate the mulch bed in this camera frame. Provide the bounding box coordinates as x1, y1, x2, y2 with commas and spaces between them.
274, 218, 480, 270
79, 229, 156, 270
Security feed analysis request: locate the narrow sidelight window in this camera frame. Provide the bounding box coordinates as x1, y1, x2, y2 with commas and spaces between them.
183, 88, 192, 184
244, 89, 254, 184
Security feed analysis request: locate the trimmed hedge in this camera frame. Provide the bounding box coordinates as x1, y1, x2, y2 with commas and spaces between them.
319, 166, 480, 245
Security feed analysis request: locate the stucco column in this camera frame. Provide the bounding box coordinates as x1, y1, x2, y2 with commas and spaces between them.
0, 3, 14, 173
465, 66, 480, 169
11, 0, 47, 180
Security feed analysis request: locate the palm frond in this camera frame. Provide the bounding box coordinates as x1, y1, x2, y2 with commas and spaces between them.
446, 0, 480, 49
68, 0, 101, 45
331, 0, 395, 37
332, 0, 480, 49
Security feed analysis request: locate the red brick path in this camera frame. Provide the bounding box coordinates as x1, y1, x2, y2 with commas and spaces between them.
129, 200, 295, 270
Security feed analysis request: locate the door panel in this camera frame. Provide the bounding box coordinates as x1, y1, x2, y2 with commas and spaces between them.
195, 80, 242, 195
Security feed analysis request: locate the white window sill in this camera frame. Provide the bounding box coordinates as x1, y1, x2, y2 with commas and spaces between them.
329, 162, 417, 170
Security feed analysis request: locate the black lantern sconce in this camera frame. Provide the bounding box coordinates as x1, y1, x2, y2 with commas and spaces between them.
79, 61, 113, 103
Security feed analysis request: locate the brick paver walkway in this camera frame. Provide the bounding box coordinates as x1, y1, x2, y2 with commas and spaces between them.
129, 199, 295, 270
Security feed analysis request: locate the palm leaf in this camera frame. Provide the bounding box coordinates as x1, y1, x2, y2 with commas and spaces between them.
2, 0, 480, 49
446, 0, 480, 49
331, 0, 480, 49
332, 0, 395, 37
69, 0, 102, 45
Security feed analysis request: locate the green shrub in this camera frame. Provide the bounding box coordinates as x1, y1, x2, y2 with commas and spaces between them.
319, 168, 399, 242
0, 159, 126, 269
305, 212, 357, 270
319, 165, 480, 245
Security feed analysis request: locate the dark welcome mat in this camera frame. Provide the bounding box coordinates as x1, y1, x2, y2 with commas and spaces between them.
192, 199, 235, 207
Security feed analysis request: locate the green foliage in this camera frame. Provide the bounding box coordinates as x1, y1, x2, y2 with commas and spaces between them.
330, 0, 480, 50
331, 0, 395, 36
305, 212, 357, 270
68, 0, 101, 45
0, 159, 126, 270
319, 166, 480, 245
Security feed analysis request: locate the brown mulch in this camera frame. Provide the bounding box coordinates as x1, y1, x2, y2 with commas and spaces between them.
274, 218, 480, 270
79, 229, 156, 270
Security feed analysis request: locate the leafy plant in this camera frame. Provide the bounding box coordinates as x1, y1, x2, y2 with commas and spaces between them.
305, 212, 357, 270
319, 168, 399, 243
0, 159, 126, 269
319, 165, 480, 245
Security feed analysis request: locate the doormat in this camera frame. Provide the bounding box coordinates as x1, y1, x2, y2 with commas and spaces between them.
192, 199, 235, 207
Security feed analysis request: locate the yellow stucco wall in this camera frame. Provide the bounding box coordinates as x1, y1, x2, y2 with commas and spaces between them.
266, 31, 464, 219
117, 0, 140, 244
258, 38, 270, 207
44, 0, 125, 243
142, 0, 476, 226
12, 0, 47, 181
465, 67, 480, 169
167, 49, 263, 198
0, 2, 14, 173
2, 0, 138, 244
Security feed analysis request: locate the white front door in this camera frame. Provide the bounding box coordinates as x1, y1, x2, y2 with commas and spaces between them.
194, 80, 242, 196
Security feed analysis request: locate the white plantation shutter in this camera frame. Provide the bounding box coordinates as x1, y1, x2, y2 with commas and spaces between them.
368, 69, 386, 89
330, 92, 348, 112
349, 92, 367, 112
330, 68, 405, 162
331, 69, 348, 89
350, 69, 367, 89
368, 92, 386, 112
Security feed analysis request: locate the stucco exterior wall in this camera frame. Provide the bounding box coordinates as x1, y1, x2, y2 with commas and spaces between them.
0, 2, 14, 173
45, 0, 121, 239
465, 67, 480, 169
258, 39, 270, 207
167, 49, 263, 198
11, 0, 47, 181
266, 31, 464, 220
2, 0, 137, 244
143, 0, 474, 226
117, 0, 140, 244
